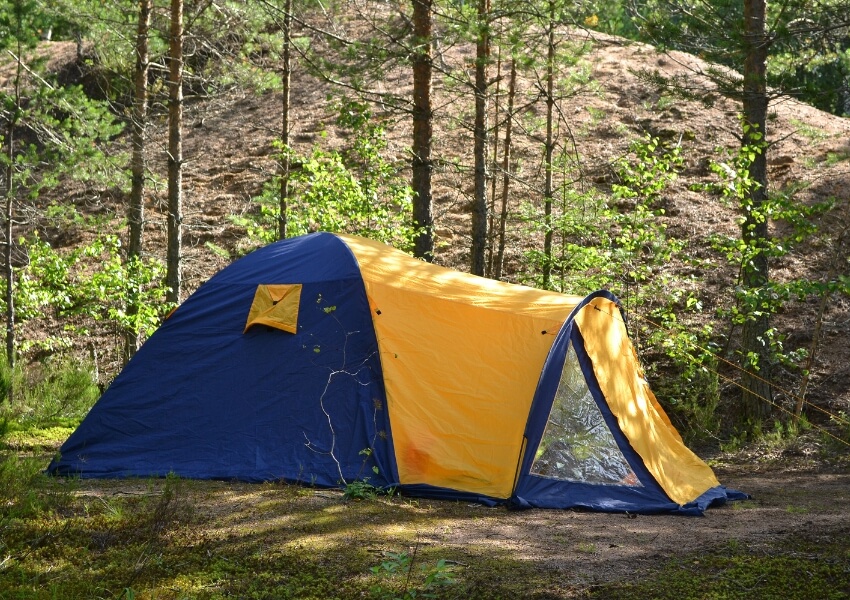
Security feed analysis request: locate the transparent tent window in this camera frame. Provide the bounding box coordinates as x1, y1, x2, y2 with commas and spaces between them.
531, 343, 640, 486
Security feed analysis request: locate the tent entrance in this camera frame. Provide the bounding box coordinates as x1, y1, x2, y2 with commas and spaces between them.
530, 342, 640, 487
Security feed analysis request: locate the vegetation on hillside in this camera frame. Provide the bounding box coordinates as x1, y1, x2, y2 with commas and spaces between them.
2, 0, 845, 437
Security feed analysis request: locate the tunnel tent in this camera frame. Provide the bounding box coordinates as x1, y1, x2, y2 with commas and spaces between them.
48, 232, 746, 515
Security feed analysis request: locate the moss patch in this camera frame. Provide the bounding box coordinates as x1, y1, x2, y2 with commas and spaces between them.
590, 537, 850, 600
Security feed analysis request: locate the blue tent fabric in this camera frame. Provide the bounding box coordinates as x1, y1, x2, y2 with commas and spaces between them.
49, 233, 398, 488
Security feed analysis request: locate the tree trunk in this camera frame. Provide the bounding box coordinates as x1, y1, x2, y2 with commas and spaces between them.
166, 0, 184, 305
124, 0, 152, 364
470, 0, 490, 275
494, 58, 517, 281
3, 116, 15, 396
739, 0, 772, 422
3, 31, 25, 401
279, 0, 292, 241
411, 0, 434, 261
486, 44, 502, 278
129, 0, 152, 274
542, 0, 556, 289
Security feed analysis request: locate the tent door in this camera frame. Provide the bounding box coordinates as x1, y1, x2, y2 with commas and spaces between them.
529, 341, 641, 487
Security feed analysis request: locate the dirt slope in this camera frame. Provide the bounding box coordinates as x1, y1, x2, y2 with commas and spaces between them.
70, 28, 847, 415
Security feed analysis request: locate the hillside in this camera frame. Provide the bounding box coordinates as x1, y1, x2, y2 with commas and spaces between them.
8, 27, 850, 427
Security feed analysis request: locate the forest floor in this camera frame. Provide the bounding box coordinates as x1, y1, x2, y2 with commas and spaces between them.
1, 434, 848, 598
21, 436, 850, 600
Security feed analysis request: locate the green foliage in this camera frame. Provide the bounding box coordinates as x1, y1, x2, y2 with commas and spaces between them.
0, 0, 48, 51
1, 3, 129, 369
612, 135, 682, 202
521, 186, 612, 293
0, 79, 125, 198
138, 472, 195, 536
78, 236, 173, 340
831, 411, 850, 439
369, 550, 456, 600
236, 100, 416, 251
719, 417, 815, 459
644, 0, 850, 115
6, 235, 173, 355
0, 453, 75, 522
759, 418, 810, 448
646, 305, 721, 443
37, 0, 282, 102
706, 132, 837, 376
820, 411, 850, 454
524, 135, 734, 436
181, 1, 289, 94
0, 352, 98, 427
609, 136, 685, 301
344, 448, 394, 501
524, 135, 684, 298
343, 478, 386, 501
768, 0, 850, 117
581, 2, 642, 38
789, 119, 830, 143
586, 0, 850, 117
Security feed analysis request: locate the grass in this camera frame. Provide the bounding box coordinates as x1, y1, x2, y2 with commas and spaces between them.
1, 419, 78, 453
3, 451, 848, 599
591, 538, 850, 600
0, 463, 579, 599
789, 119, 830, 142
824, 151, 850, 166
801, 150, 850, 169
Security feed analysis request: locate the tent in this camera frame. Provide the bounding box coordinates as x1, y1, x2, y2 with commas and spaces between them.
48, 232, 745, 514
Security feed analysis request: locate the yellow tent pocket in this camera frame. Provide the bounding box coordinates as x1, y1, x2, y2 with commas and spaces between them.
244, 284, 302, 334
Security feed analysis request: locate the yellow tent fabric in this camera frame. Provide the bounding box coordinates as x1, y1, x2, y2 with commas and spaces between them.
342, 234, 722, 505
341, 234, 583, 498
573, 296, 720, 505
244, 284, 302, 334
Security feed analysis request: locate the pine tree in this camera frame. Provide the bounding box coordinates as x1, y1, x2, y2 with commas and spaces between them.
279, 0, 293, 241
166, 0, 184, 304
124, 0, 153, 363
0, 0, 124, 398
411, 0, 435, 261
738, 0, 772, 421
470, 0, 491, 275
